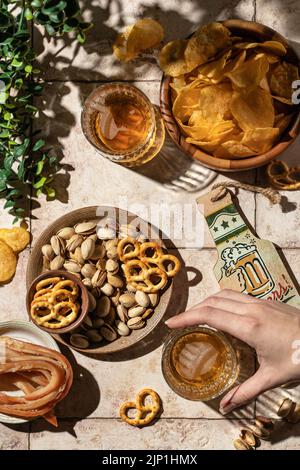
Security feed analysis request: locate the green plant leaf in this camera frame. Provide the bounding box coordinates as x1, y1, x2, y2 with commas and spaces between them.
33, 175, 47, 188
35, 159, 44, 175
32, 139, 45, 151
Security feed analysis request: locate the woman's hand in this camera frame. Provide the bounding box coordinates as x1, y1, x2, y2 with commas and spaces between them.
166, 289, 300, 414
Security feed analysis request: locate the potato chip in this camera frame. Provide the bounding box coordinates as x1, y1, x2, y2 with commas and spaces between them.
172, 87, 204, 122
159, 40, 191, 77
0, 240, 17, 283
275, 113, 293, 133
113, 19, 164, 62
170, 76, 187, 95
226, 54, 269, 89
230, 87, 275, 131
215, 140, 256, 158
184, 22, 231, 71
0, 227, 30, 253
234, 40, 287, 56
270, 61, 299, 99
196, 49, 231, 81
241, 127, 280, 153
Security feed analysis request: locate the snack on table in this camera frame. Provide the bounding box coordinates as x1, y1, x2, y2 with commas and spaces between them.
30, 276, 80, 329
0, 227, 30, 284
119, 388, 161, 426
40, 219, 179, 349
0, 337, 73, 425
0, 227, 30, 253
113, 18, 164, 62
0, 240, 17, 283
159, 21, 299, 159
267, 160, 300, 190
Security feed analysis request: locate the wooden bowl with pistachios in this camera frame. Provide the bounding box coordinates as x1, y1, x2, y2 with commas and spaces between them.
26, 206, 175, 354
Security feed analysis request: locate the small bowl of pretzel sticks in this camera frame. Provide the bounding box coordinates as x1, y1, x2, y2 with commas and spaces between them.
26, 270, 89, 335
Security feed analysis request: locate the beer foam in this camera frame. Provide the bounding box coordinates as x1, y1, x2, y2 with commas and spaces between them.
221, 243, 256, 273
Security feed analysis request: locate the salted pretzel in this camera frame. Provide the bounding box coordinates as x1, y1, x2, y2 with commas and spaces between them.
117, 237, 140, 262
139, 241, 163, 259
119, 388, 161, 427
124, 261, 167, 293
31, 277, 80, 329
267, 160, 300, 190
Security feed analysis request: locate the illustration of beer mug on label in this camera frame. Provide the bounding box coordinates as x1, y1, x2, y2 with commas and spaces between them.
221, 243, 275, 298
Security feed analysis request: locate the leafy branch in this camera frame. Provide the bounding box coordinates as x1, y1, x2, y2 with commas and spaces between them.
0, 0, 92, 222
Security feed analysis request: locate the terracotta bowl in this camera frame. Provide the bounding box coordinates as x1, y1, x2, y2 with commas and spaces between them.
26, 270, 89, 335
160, 19, 300, 172
26, 206, 173, 354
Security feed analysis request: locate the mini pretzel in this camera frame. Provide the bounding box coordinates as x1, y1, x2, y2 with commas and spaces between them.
119, 388, 161, 427
36, 276, 61, 291
139, 242, 163, 259
30, 301, 55, 324
124, 259, 148, 282
49, 301, 79, 328
117, 237, 140, 262
53, 279, 78, 297
267, 160, 300, 190
49, 289, 75, 304
33, 287, 53, 300
150, 254, 181, 278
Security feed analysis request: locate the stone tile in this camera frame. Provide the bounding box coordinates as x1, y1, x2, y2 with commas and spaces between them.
0, 423, 29, 450
0, 249, 30, 322
54, 249, 255, 420
34, 0, 254, 81
31, 80, 256, 249
30, 417, 246, 450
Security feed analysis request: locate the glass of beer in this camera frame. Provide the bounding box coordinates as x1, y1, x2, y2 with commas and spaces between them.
162, 326, 239, 401
81, 83, 164, 166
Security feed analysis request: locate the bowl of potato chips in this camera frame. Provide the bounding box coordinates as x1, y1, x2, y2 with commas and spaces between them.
160, 19, 300, 171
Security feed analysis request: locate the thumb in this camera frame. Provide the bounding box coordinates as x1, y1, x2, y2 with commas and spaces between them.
219, 368, 271, 415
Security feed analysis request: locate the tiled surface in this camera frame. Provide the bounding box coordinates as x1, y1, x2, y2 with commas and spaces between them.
0, 0, 300, 451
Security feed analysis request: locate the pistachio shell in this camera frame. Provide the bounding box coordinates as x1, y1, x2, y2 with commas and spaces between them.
149, 293, 159, 307
95, 296, 111, 318
233, 438, 252, 451
106, 259, 119, 274
286, 404, 300, 423
105, 306, 116, 325
116, 304, 127, 322
248, 424, 271, 440
127, 283, 136, 293
70, 334, 89, 349
128, 306, 146, 318
107, 274, 123, 288
89, 244, 106, 260
86, 329, 103, 343
119, 293, 136, 308
66, 234, 84, 252
97, 226, 116, 240
277, 398, 296, 418
88, 291, 97, 312
240, 429, 256, 447
100, 324, 117, 341
43, 256, 50, 271
116, 320, 130, 336
82, 277, 93, 288
135, 291, 150, 308
105, 239, 118, 250
92, 318, 105, 329
50, 255, 64, 270
82, 315, 93, 329
41, 244, 55, 261
71, 246, 84, 265
127, 316, 145, 329
81, 237, 95, 260
81, 263, 97, 279
50, 235, 65, 256
142, 308, 153, 320
57, 227, 75, 240
106, 246, 118, 260
111, 288, 121, 306
75, 220, 98, 235
100, 283, 114, 296
63, 260, 81, 273
92, 269, 106, 288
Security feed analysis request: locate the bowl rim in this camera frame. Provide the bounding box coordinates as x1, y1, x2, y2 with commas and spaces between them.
159, 18, 300, 172
26, 270, 89, 335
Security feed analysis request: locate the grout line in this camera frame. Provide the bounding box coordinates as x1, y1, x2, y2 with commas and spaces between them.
45, 416, 256, 422
41, 78, 162, 84
252, 0, 257, 21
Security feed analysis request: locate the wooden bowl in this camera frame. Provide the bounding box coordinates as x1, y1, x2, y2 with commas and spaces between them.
160, 19, 300, 172
26, 206, 173, 354
26, 270, 89, 335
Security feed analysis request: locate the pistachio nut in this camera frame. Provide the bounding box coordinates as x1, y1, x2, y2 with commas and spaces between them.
142, 308, 153, 320
74, 220, 98, 235
239, 429, 256, 447
90, 244, 106, 260
286, 403, 300, 423
88, 291, 97, 312
66, 234, 84, 252
82, 277, 93, 289
111, 288, 121, 307
127, 283, 136, 293
127, 316, 145, 329
116, 304, 127, 322
92, 269, 107, 288
50, 235, 65, 256
105, 306, 116, 325
82, 315, 93, 329
233, 438, 252, 451
100, 324, 117, 342
135, 291, 150, 308
105, 239, 118, 250
43, 256, 50, 271
115, 320, 130, 336
107, 274, 123, 288
50, 255, 65, 270
105, 259, 119, 274
81, 263, 97, 279
92, 318, 105, 329
148, 293, 159, 307
81, 237, 95, 260
70, 246, 84, 265
88, 233, 98, 242
128, 306, 146, 318
64, 260, 81, 273
57, 227, 75, 240
119, 293, 136, 308
86, 329, 103, 343
106, 246, 118, 260
248, 424, 271, 440
70, 334, 89, 349
277, 398, 296, 418
100, 282, 114, 296
95, 296, 111, 318
41, 244, 55, 261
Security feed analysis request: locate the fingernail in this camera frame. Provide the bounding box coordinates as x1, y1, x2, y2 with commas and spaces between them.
219, 402, 236, 415
164, 320, 170, 326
